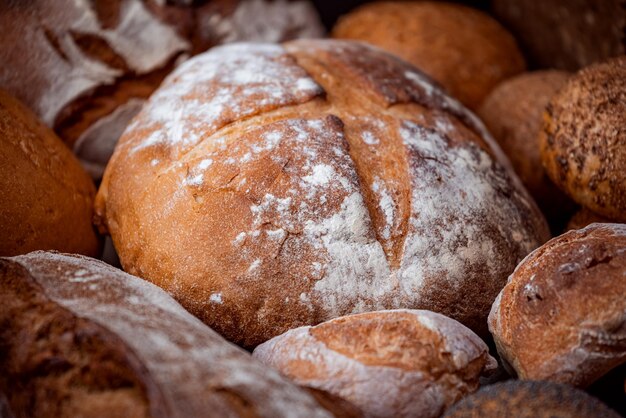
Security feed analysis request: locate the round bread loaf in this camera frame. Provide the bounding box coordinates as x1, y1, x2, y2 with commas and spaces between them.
332, 1, 526, 110
0, 89, 99, 257
96, 39, 549, 347
443, 380, 621, 418
253, 310, 497, 418
540, 56, 626, 222
566, 208, 612, 232
0, 251, 339, 418
493, 0, 626, 70
489, 223, 626, 387
478, 71, 575, 232
0, 0, 323, 178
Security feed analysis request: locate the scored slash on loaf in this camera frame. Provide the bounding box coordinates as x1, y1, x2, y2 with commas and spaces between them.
95, 39, 550, 347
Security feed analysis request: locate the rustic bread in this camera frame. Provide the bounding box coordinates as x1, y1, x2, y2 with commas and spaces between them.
95, 39, 549, 347
0, 89, 99, 257
332, 1, 526, 110
489, 223, 626, 387
566, 208, 612, 232
493, 0, 626, 70
0, 251, 339, 418
540, 56, 626, 222
253, 310, 497, 418
0, 0, 323, 178
443, 380, 621, 418
478, 71, 575, 233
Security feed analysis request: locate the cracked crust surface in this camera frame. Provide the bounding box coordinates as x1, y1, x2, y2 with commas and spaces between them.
96, 39, 549, 347
331, 1, 525, 110
0, 251, 335, 418
443, 380, 621, 418
253, 310, 497, 418
540, 56, 626, 222
489, 223, 626, 387
0, 89, 99, 257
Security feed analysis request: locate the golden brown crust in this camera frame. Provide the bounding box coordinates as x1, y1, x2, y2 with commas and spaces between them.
443, 380, 621, 418
489, 223, 626, 387
96, 40, 548, 348
478, 71, 575, 232
0, 89, 100, 257
540, 56, 626, 222
566, 208, 613, 232
332, 1, 526, 110
253, 310, 496, 418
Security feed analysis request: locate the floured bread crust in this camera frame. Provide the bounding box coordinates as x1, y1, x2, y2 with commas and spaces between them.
0, 251, 334, 418
0, 0, 323, 178
540, 56, 626, 222
96, 40, 549, 347
489, 223, 626, 387
253, 310, 497, 418
0, 89, 99, 257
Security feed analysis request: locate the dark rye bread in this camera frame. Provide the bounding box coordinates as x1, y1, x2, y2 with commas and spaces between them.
443, 380, 621, 418
0, 251, 335, 418
0, 0, 323, 178
95, 39, 549, 348
489, 223, 626, 388
540, 56, 626, 222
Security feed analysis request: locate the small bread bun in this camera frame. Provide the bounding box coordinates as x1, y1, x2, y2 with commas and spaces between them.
478, 71, 575, 232
566, 208, 612, 232
540, 56, 626, 222
0, 89, 99, 257
332, 1, 525, 109
253, 310, 497, 418
489, 223, 626, 387
96, 40, 549, 347
0, 251, 335, 418
443, 380, 621, 418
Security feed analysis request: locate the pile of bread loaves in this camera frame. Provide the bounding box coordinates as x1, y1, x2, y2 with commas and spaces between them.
0, 1, 624, 417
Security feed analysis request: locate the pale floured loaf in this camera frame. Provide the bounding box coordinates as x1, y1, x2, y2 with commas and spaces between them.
96, 39, 550, 347
489, 223, 626, 387
0, 0, 323, 178
253, 309, 497, 418
0, 251, 339, 418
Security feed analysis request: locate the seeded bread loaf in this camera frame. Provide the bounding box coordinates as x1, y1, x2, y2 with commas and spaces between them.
253, 310, 497, 418
0, 89, 99, 257
0, 0, 323, 178
95, 39, 549, 347
0, 251, 337, 418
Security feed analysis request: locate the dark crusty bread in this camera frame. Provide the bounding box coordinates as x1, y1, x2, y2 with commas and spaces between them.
493, 0, 626, 70
332, 1, 526, 110
0, 89, 99, 257
0, 251, 336, 418
478, 71, 575, 233
489, 223, 626, 388
540, 56, 626, 222
566, 208, 612, 232
443, 380, 621, 418
95, 39, 549, 348
253, 310, 497, 418
0, 0, 323, 178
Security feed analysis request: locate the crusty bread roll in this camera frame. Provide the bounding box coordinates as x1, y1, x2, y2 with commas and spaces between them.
493, 0, 626, 70
332, 1, 526, 110
489, 223, 626, 387
0, 89, 99, 257
566, 208, 612, 232
478, 71, 575, 232
96, 39, 549, 347
253, 310, 497, 418
0, 251, 339, 418
442, 380, 621, 418
0, 0, 323, 178
540, 56, 626, 222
